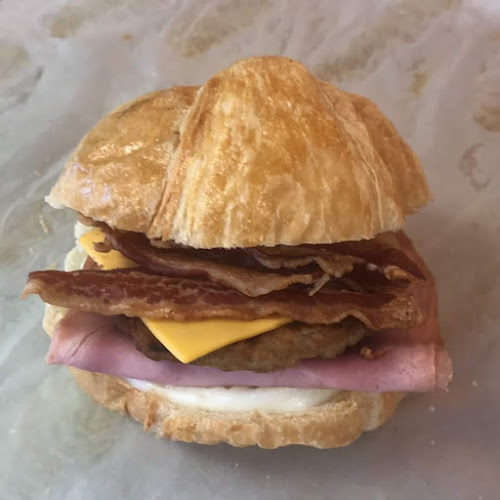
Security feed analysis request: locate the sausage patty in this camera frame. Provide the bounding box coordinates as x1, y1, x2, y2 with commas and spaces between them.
114, 316, 369, 373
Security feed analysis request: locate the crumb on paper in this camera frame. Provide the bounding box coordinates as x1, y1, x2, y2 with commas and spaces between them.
122, 33, 132, 41
428, 405, 436, 413
472, 380, 478, 387
33, 169, 42, 177
28, 247, 35, 256
46, 261, 58, 270
39, 214, 50, 234
458, 143, 491, 192
409, 71, 429, 96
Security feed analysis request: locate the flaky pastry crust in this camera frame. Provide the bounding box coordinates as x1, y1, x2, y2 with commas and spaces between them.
47, 56, 430, 248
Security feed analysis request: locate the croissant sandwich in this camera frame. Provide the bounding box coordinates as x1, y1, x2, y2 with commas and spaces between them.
23, 56, 452, 448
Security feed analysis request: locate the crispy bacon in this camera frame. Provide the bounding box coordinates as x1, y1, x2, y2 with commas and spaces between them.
248, 232, 425, 282
104, 230, 319, 297
101, 228, 423, 296
23, 269, 421, 329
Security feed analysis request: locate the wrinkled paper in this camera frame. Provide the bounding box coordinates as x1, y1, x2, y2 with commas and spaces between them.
1, 1, 499, 499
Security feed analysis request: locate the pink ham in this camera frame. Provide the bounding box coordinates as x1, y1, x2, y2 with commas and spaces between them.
46, 282, 452, 392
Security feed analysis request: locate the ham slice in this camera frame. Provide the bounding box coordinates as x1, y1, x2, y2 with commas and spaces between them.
46, 283, 452, 392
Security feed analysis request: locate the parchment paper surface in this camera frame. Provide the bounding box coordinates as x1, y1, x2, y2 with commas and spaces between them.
1, 1, 499, 498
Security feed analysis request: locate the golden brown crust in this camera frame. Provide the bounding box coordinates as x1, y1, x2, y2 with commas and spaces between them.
47, 87, 198, 233
70, 368, 405, 449
47, 56, 430, 248
44, 304, 405, 448
346, 92, 432, 214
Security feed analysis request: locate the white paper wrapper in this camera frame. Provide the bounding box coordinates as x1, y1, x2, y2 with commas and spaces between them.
1, 1, 499, 498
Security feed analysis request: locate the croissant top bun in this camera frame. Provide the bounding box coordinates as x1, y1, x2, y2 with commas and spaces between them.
47, 56, 430, 248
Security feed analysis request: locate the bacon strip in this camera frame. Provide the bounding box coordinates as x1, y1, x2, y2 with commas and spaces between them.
102, 229, 423, 296
105, 231, 319, 297
23, 269, 421, 329
248, 232, 425, 282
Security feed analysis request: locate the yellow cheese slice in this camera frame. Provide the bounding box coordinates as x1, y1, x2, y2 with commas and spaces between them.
142, 316, 291, 363
79, 228, 292, 363
79, 229, 137, 270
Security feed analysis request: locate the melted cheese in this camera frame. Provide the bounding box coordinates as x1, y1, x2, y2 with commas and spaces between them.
79, 228, 292, 363
142, 316, 291, 363
79, 229, 137, 270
